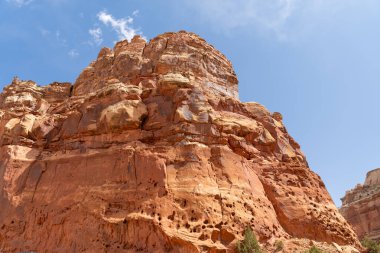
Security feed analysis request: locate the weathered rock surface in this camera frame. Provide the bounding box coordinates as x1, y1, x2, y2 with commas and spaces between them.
341, 168, 380, 242
0, 31, 360, 252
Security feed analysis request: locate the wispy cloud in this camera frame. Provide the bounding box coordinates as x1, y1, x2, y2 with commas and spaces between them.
184, 0, 298, 40
7, 0, 69, 8
97, 10, 143, 42
68, 49, 79, 58
39, 27, 50, 37
183, 0, 365, 41
39, 27, 69, 47
55, 30, 67, 46
6, 0, 33, 7
89, 27, 103, 46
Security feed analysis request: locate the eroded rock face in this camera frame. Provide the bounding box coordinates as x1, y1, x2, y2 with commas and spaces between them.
341, 168, 380, 242
0, 31, 360, 252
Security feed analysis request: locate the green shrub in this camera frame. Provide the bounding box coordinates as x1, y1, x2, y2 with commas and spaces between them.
304, 245, 324, 253
236, 227, 261, 253
274, 240, 284, 252
361, 237, 380, 253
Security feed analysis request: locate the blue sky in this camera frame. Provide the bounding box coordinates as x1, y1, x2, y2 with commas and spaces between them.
1, 0, 380, 205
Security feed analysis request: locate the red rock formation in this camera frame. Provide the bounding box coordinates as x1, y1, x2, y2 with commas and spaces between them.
341, 168, 380, 242
0, 31, 360, 252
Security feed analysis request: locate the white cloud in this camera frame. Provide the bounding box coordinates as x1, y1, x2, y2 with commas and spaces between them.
132, 10, 139, 16
97, 10, 143, 42
68, 49, 79, 58
89, 27, 103, 46
6, 0, 33, 7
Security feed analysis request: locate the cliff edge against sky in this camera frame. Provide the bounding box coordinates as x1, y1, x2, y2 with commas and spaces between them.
341, 168, 380, 242
0, 31, 360, 252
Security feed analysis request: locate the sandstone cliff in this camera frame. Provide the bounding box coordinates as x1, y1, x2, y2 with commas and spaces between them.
341, 168, 380, 242
0, 31, 360, 252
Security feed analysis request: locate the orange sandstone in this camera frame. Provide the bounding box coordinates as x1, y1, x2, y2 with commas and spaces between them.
0, 31, 360, 252
341, 168, 380, 242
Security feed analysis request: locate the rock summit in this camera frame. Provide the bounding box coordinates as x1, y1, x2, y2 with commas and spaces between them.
0, 31, 360, 252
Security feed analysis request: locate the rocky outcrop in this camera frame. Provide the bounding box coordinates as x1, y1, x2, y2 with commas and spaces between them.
0, 31, 360, 252
341, 168, 380, 241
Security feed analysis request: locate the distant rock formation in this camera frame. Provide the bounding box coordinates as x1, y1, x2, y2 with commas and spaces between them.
0, 31, 360, 252
341, 168, 380, 241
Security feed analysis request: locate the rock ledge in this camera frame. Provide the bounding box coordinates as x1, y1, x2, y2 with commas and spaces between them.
0, 31, 360, 252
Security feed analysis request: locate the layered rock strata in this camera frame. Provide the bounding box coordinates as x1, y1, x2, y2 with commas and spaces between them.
341, 168, 380, 241
0, 31, 360, 252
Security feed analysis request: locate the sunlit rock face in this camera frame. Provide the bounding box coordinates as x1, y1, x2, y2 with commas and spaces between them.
341, 168, 380, 242
0, 31, 360, 253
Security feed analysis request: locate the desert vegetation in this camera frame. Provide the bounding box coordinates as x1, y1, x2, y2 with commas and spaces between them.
236, 227, 262, 253
361, 237, 380, 253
